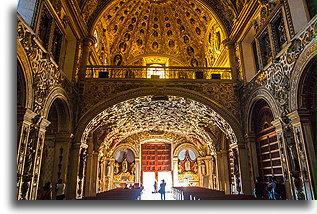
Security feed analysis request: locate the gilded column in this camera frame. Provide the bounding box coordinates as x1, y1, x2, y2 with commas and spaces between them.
135, 157, 141, 184
204, 156, 212, 189
108, 158, 115, 190
17, 109, 37, 200
272, 119, 295, 200
28, 116, 50, 200
172, 157, 178, 186
288, 111, 314, 200
197, 157, 204, 187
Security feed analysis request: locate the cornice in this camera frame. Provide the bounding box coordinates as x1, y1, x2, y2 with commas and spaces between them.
228, 0, 260, 43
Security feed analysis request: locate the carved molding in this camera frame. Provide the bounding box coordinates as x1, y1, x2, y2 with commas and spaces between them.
242, 17, 316, 119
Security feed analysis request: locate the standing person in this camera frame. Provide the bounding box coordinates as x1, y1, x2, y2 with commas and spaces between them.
275, 177, 286, 200
266, 177, 277, 200
153, 180, 157, 193
159, 179, 166, 200
254, 177, 266, 199
55, 179, 66, 200
37, 182, 52, 200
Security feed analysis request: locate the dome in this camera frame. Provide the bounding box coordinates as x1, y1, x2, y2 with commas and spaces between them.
92, 0, 228, 67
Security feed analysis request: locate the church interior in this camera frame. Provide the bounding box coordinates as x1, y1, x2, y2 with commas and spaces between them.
16, 0, 316, 200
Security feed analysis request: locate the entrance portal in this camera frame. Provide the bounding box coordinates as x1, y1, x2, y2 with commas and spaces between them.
141, 142, 172, 192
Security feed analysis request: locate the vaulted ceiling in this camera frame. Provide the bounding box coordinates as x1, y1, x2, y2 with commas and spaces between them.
81, 95, 237, 155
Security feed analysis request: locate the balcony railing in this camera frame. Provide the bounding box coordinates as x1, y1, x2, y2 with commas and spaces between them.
86, 65, 232, 80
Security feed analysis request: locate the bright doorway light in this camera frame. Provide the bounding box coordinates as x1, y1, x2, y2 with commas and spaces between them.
143, 172, 156, 193
147, 64, 165, 79
158, 171, 172, 192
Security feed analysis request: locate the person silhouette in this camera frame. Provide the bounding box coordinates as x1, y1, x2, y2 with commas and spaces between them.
159, 180, 166, 200
153, 180, 157, 193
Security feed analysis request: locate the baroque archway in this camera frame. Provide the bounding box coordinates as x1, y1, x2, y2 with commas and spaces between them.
70, 88, 246, 198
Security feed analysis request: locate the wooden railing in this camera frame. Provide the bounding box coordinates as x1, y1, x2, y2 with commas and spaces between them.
86, 65, 232, 80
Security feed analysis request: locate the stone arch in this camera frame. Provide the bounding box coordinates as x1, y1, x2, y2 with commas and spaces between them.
42, 87, 72, 132
290, 41, 316, 111
17, 41, 33, 110
245, 87, 281, 134
39, 87, 72, 190
173, 143, 200, 159
74, 87, 243, 145
111, 143, 138, 159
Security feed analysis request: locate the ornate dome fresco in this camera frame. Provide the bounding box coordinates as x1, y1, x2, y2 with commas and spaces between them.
92, 0, 229, 67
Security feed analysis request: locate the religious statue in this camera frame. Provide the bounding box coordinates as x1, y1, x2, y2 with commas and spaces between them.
114, 162, 120, 174
185, 159, 191, 171
122, 159, 128, 173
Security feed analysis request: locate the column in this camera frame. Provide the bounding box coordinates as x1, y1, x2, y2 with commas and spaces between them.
78, 36, 97, 79
237, 144, 252, 195
216, 150, 230, 194
172, 157, 178, 186
272, 119, 295, 200
288, 111, 314, 200
225, 41, 240, 81
17, 109, 37, 200
197, 157, 204, 187
108, 159, 115, 190
84, 151, 98, 197
245, 133, 257, 189
135, 157, 141, 184
205, 156, 212, 189
28, 116, 50, 200
66, 143, 83, 199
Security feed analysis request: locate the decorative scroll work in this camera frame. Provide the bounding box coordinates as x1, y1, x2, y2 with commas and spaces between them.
242, 17, 316, 116
80, 80, 239, 118
81, 95, 238, 150
17, 16, 64, 114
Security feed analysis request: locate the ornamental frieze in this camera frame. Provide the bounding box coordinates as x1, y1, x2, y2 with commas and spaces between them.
79, 80, 239, 118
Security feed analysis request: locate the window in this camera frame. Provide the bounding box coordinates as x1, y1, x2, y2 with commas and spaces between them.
147, 64, 165, 79
94, 30, 98, 48
305, 0, 316, 20
252, 41, 260, 72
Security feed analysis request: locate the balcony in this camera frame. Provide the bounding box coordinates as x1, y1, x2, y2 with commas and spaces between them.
86, 65, 232, 80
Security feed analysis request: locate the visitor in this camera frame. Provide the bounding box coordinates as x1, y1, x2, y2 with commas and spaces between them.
124, 184, 129, 189
254, 177, 266, 199
37, 182, 52, 200
266, 177, 278, 200
55, 179, 66, 200
153, 180, 157, 193
158, 179, 166, 200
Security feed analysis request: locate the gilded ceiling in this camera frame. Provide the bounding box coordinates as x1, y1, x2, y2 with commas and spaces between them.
82, 95, 238, 154
90, 0, 229, 67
